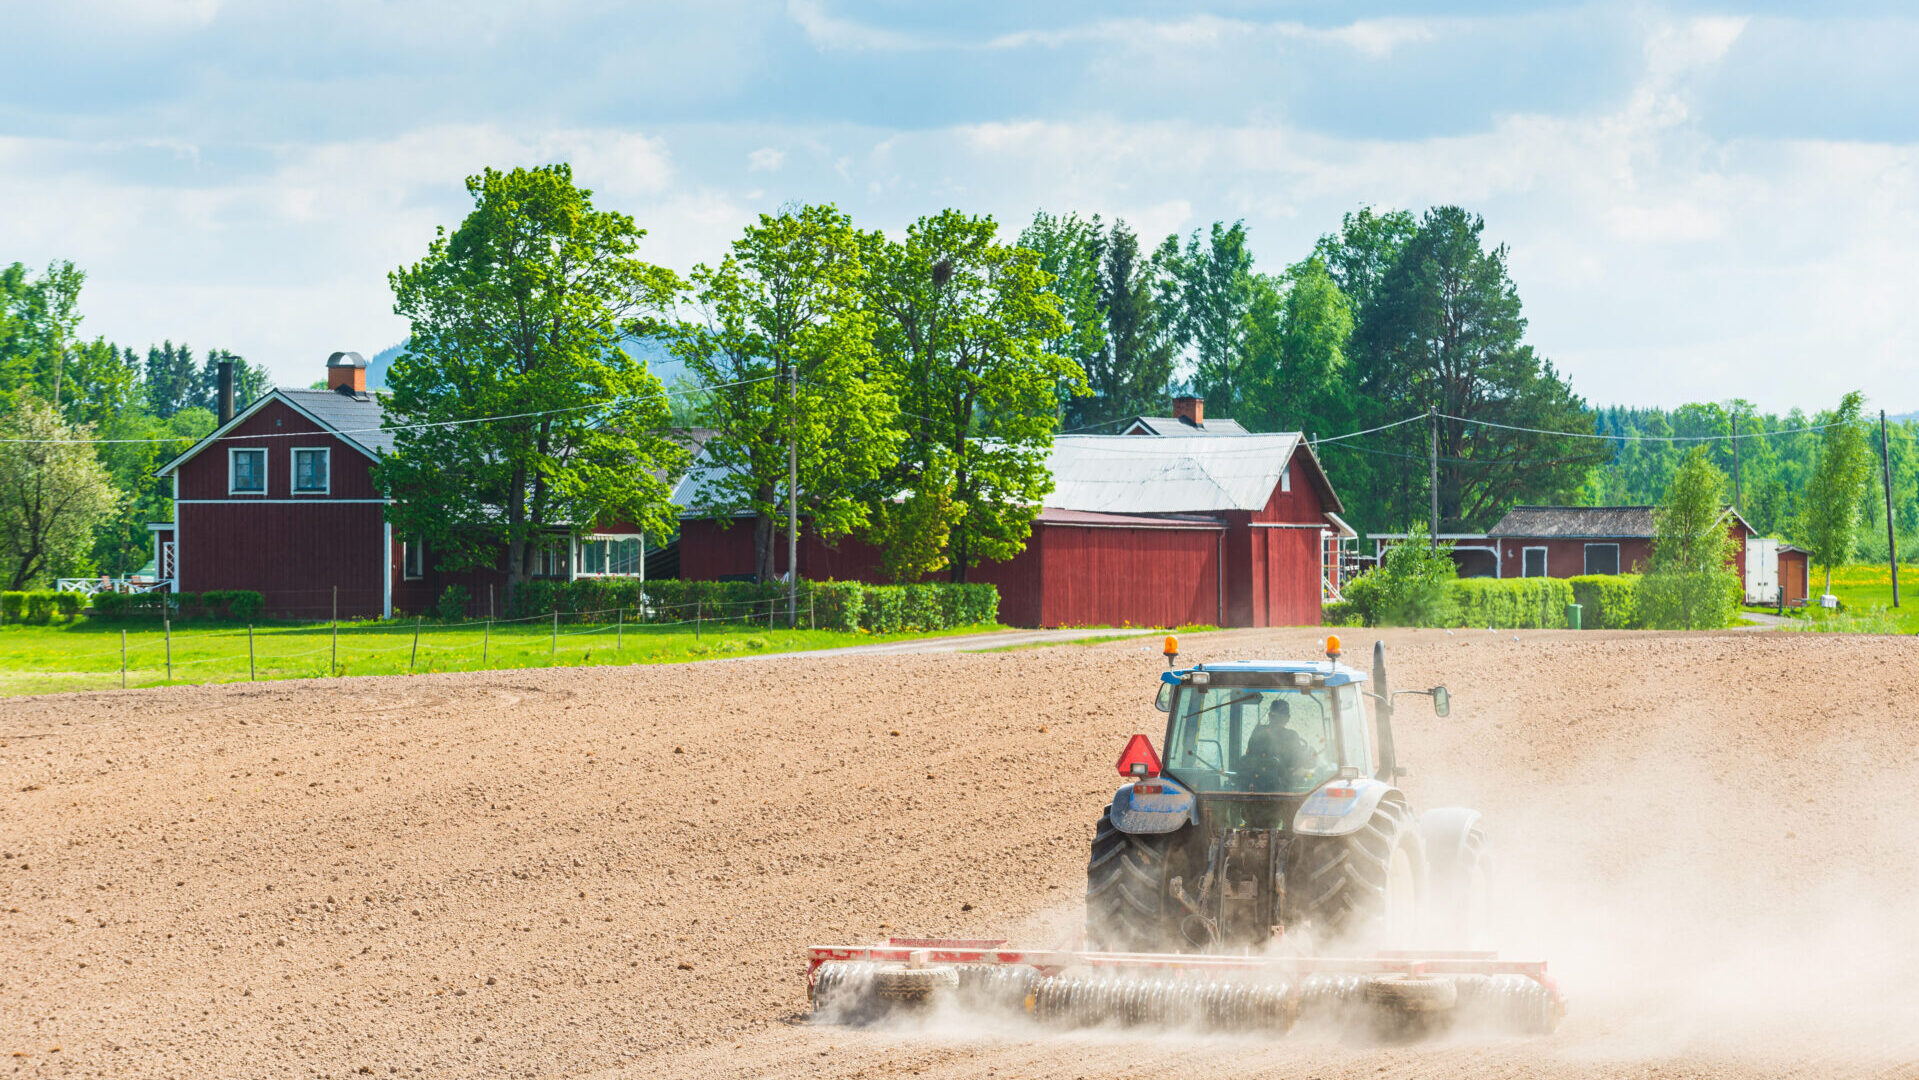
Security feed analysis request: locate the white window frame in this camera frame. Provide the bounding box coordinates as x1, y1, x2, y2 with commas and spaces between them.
228, 447, 268, 495
575, 533, 645, 578
1279, 464, 1291, 493
1583, 542, 1620, 576
1521, 545, 1549, 578
402, 537, 424, 580
290, 446, 331, 495
532, 538, 571, 579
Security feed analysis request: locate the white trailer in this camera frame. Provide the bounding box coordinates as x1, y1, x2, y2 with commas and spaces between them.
1744, 536, 1779, 604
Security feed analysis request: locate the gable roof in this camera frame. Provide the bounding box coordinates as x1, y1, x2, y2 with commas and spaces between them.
156, 387, 391, 477
672, 431, 1343, 518
1487, 504, 1755, 539
1120, 415, 1250, 437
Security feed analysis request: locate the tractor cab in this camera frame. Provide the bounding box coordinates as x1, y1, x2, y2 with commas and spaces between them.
1154, 660, 1374, 798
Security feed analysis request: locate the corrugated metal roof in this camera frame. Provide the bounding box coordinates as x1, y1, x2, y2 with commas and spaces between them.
674, 432, 1314, 518
1047, 433, 1300, 513
1487, 505, 1656, 538
277, 389, 394, 456
1121, 416, 1251, 436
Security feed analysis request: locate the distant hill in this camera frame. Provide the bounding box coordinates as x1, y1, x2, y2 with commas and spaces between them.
362, 336, 687, 393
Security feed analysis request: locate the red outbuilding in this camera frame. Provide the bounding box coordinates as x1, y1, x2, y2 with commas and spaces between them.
672, 432, 1348, 628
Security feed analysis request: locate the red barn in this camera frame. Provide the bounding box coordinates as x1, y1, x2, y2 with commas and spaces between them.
151, 352, 661, 619
672, 433, 1347, 628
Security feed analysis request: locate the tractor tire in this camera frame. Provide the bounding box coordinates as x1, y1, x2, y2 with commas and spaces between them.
1084, 807, 1183, 951
1291, 799, 1424, 949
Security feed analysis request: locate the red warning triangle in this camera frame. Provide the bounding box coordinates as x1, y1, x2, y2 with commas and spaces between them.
1115, 733, 1162, 778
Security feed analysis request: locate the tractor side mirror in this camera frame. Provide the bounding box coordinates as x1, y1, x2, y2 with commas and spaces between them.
1154, 683, 1172, 713
1431, 686, 1451, 718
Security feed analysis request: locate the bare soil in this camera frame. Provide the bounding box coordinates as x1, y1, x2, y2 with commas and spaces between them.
5, 628, 1918, 1079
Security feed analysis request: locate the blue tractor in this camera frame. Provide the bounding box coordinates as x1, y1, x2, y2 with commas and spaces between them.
1087, 636, 1493, 953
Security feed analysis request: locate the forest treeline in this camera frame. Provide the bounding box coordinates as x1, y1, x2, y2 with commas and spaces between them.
2, 168, 1914, 592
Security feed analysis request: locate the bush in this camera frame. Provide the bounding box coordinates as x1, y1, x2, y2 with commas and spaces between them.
436, 584, 472, 622
501, 577, 997, 633
1321, 600, 1362, 626
1448, 577, 1575, 629
53, 591, 84, 620
24, 591, 56, 624
225, 591, 264, 620
1569, 574, 1640, 629
0, 591, 26, 622
1637, 569, 1741, 630
1345, 532, 1459, 627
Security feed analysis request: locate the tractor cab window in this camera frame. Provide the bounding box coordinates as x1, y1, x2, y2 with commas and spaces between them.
1164, 682, 1343, 795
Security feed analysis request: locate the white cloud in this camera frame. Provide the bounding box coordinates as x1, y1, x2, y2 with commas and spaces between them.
747, 147, 785, 172
786, 0, 926, 52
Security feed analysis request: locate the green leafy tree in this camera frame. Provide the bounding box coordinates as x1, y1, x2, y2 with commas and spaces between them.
1314, 207, 1418, 316
193, 349, 272, 415
1799, 390, 1874, 596
0, 261, 84, 412
1239, 255, 1355, 438
669, 204, 899, 584
1172, 221, 1256, 418
1080, 219, 1177, 430
1638, 446, 1739, 629
863, 210, 1081, 581
1345, 206, 1606, 532
1343, 526, 1458, 627
1017, 211, 1108, 425
144, 341, 198, 419
382, 164, 686, 608
0, 397, 120, 588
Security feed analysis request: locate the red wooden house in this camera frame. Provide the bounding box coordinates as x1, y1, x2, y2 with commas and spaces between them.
151, 352, 658, 619
672, 432, 1349, 628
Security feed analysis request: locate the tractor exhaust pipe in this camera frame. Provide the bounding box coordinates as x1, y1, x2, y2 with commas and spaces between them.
1373, 640, 1399, 783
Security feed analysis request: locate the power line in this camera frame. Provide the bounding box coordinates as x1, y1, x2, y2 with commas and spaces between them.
1439, 412, 1848, 443
0, 374, 775, 446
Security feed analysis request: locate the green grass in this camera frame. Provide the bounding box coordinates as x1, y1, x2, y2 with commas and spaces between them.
1778, 563, 1919, 634
0, 616, 1006, 696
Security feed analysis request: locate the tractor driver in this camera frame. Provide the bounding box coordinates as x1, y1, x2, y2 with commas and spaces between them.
1239, 697, 1314, 792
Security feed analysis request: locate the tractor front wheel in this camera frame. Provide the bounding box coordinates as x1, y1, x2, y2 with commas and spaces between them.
1084, 808, 1184, 951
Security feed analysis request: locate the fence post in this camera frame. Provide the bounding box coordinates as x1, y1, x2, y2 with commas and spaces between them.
488, 584, 495, 621
164, 614, 172, 682
695, 600, 702, 639
410, 616, 421, 671
248, 624, 256, 681
331, 585, 339, 677
809, 589, 816, 631
120, 629, 127, 689
617, 608, 623, 652
482, 617, 490, 665
551, 610, 558, 656
769, 597, 775, 630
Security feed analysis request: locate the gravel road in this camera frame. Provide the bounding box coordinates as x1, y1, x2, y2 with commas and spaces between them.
4, 628, 1916, 1079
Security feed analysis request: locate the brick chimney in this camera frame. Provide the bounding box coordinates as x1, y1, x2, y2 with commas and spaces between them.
327, 351, 367, 394
1172, 395, 1204, 427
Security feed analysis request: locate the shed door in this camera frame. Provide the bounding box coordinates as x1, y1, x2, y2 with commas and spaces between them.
1522, 547, 1548, 577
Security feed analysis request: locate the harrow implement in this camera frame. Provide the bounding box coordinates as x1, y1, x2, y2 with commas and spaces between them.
807, 938, 1564, 1039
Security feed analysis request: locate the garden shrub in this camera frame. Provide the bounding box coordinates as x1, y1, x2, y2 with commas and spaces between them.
24, 591, 56, 624
1344, 532, 1459, 627
1636, 569, 1741, 630
1321, 600, 1362, 626
504, 577, 996, 632
0, 592, 25, 622
1448, 577, 1575, 629
436, 585, 472, 622
53, 591, 84, 620
1569, 574, 1640, 629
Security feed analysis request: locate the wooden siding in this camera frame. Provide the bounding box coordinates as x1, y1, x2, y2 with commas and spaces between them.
1778, 550, 1810, 606
178, 502, 388, 618
176, 398, 380, 500
1037, 523, 1220, 628
1494, 518, 1748, 580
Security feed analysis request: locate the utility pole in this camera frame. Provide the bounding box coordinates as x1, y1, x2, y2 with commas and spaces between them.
1428, 407, 1439, 548
1731, 408, 1742, 513
787, 360, 800, 629
1883, 409, 1900, 608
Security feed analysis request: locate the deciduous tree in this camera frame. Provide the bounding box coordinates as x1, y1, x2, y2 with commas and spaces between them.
0, 397, 119, 588
1799, 390, 1873, 597
1639, 446, 1739, 629
382, 164, 686, 608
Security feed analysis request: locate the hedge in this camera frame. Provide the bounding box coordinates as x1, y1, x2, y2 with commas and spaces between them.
1569, 574, 1641, 629
0, 592, 25, 622
501, 577, 997, 633
89, 590, 265, 621
1447, 577, 1575, 629
1, 590, 84, 624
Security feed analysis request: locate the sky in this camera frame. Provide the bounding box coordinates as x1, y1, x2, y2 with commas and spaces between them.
3, 1, 1918, 415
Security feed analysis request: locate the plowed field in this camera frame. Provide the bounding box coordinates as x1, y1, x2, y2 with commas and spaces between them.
5, 629, 1917, 1078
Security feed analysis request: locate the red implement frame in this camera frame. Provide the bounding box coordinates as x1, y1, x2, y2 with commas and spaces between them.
807, 938, 1561, 1003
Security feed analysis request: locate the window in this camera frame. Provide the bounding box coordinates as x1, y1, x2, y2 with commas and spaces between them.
1164, 681, 1341, 796
1280, 464, 1291, 493
532, 539, 570, 578
229, 448, 266, 494
578, 535, 643, 576
1522, 546, 1548, 578
402, 538, 423, 580
292, 447, 330, 494
1583, 543, 1620, 576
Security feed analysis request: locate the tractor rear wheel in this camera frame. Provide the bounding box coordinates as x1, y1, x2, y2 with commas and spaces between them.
1292, 799, 1424, 949
1084, 807, 1183, 951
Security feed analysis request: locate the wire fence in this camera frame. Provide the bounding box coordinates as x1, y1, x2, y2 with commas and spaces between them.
0, 595, 845, 694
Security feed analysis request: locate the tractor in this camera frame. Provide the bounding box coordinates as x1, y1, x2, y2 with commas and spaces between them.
1086, 635, 1493, 954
